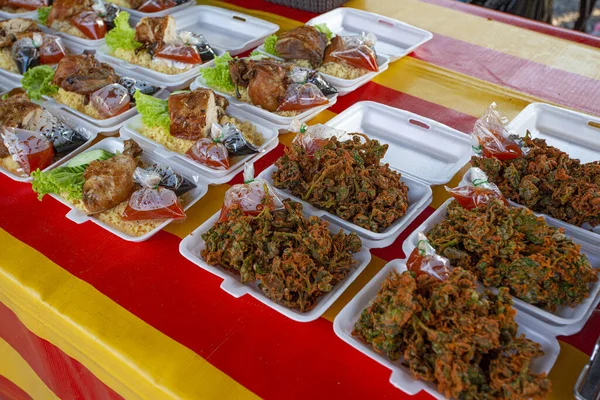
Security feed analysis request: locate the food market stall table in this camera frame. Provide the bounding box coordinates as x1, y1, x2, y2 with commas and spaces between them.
0, 0, 599, 399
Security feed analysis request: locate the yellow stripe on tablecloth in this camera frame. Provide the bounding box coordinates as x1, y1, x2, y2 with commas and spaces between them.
348, 0, 600, 80
0, 337, 59, 400
548, 341, 590, 400
0, 228, 258, 400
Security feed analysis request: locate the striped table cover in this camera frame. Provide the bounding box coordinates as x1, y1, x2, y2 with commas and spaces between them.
1, 0, 599, 398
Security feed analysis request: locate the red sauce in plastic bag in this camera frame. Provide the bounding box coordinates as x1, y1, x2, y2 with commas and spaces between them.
122, 187, 185, 221
155, 44, 202, 64
3, 129, 54, 175
478, 129, 523, 161
277, 83, 328, 112
40, 36, 66, 65
186, 138, 229, 170
448, 186, 507, 210
90, 84, 131, 118
335, 46, 378, 72
71, 11, 107, 40
406, 247, 450, 281
137, 0, 176, 12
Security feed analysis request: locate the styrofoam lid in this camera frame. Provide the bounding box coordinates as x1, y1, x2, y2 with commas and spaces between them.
508, 102, 600, 164
306, 8, 433, 61
325, 101, 472, 185
171, 5, 279, 56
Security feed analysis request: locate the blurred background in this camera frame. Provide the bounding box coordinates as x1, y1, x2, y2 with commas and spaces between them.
461, 0, 600, 35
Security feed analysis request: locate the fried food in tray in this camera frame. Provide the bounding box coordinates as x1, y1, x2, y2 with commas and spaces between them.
353, 266, 552, 400
201, 199, 362, 312
471, 103, 600, 232
271, 132, 409, 233
426, 198, 598, 311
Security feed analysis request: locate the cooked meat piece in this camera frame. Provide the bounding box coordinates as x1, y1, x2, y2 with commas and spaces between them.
322, 35, 343, 65
0, 95, 43, 128
275, 25, 327, 68
247, 61, 290, 112
215, 93, 229, 111
135, 16, 177, 47
47, 0, 93, 24
53, 55, 118, 95
229, 58, 255, 88
0, 18, 40, 48
82, 139, 142, 214
168, 88, 224, 141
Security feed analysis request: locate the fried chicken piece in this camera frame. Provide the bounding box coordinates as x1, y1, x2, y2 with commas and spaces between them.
0, 18, 40, 48
53, 55, 118, 95
247, 61, 290, 112
82, 139, 142, 214
134, 16, 177, 47
168, 88, 227, 141
228, 58, 255, 88
47, 0, 93, 24
275, 25, 328, 68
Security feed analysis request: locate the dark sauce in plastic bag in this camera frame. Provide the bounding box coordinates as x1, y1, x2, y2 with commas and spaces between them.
12, 38, 40, 74
212, 123, 259, 157
306, 71, 337, 96
143, 163, 196, 196
119, 77, 160, 99
102, 3, 120, 31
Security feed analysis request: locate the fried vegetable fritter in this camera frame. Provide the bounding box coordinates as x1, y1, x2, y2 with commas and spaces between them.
353, 268, 552, 400
271, 134, 409, 233
472, 136, 600, 228
201, 199, 362, 312
427, 199, 597, 311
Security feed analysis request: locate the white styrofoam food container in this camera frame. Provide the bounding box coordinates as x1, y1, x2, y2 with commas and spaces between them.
43, 63, 168, 135
190, 77, 338, 130
258, 7, 432, 95
0, 40, 85, 90
0, 99, 98, 183
179, 210, 372, 322
506, 102, 600, 245
49, 137, 208, 242
120, 105, 280, 184
403, 198, 600, 336
259, 101, 472, 248
170, 5, 279, 56
120, 0, 194, 23
334, 258, 560, 399
96, 5, 278, 90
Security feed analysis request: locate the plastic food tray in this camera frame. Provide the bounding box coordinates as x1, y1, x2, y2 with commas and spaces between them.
259, 101, 472, 248
190, 77, 338, 129
120, 0, 194, 23
0, 40, 85, 90
257, 7, 432, 95
49, 137, 208, 242
179, 210, 372, 322
506, 102, 600, 246
0, 96, 98, 183
170, 5, 279, 56
41, 63, 169, 136
333, 258, 561, 399
403, 198, 600, 336
120, 105, 280, 184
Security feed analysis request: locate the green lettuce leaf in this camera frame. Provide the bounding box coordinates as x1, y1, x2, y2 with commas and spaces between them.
249, 50, 270, 60
106, 11, 141, 52
263, 34, 279, 56
31, 166, 86, 201
21, 65, 58, 101
134, 90, 170, 131
199, 52, 235, 92
313, 23, 333, 40
38, 6, 51, 26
